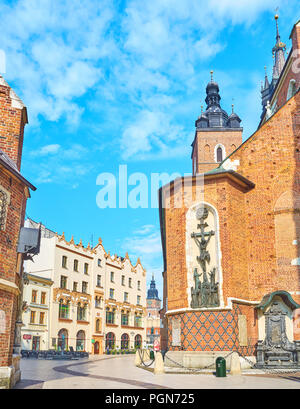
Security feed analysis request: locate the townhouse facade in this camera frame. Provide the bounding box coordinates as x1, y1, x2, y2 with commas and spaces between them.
23, 219, 147, 355
21, 273, 53, 351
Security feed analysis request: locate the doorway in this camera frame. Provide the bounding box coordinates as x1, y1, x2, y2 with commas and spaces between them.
94, 341, 99, 354
32, 336, 40, 351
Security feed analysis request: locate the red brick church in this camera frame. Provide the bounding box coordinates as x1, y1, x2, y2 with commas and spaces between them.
159, 17, 300, 368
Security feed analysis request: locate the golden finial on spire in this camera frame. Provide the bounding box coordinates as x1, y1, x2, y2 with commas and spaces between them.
210, 70, 214, 82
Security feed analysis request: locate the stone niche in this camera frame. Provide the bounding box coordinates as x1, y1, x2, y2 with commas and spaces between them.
185, 202, 223, 308
256, 291, 300, 368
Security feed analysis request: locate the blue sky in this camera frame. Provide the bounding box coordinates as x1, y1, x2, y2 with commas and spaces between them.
1, 0, 299, 298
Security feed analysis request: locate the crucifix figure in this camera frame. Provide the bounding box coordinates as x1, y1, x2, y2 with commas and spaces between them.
191, 207, 214, 275
190, 206, 220, 308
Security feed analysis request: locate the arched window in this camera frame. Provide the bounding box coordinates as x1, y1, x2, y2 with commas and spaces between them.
96, 318, 101, 332
287, 79, 297, 100
105, 332, 115, 350
217, 146, 223, 162
134, 334, 142, 349
57, 328, 68, 351
121, 333, 129, 350
76, 330, 85, 351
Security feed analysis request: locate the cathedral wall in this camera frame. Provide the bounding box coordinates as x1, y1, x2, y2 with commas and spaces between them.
273, 24, 300, 109
229, 92, 300, 306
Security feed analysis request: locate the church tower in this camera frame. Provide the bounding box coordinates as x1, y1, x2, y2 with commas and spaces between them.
261, 14, 286, 118
191, 72, 243, 175
146, 274, 161, 346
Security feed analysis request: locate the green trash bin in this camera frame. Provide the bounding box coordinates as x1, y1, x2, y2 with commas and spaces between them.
150, 350, 155, 360
216, 356, 226, 377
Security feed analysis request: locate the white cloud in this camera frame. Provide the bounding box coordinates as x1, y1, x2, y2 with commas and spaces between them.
27, 142, 90, 184
2, 0, 115, 124
2, 0, 297, 160
121, 110, 190, 160
32, 144, 61, 156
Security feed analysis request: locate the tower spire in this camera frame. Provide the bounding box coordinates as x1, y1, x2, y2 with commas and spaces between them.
260, 13, 286, 118
272, 14, 286, 81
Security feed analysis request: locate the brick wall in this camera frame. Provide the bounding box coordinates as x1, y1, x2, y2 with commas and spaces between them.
230, 92, 300, 302
192, 129, 242, 175
0, 79, 27, 170
274, 23, 300, 109
0, 77, 28, 368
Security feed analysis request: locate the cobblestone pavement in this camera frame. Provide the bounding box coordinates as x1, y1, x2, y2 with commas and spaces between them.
14, 355, 300, 389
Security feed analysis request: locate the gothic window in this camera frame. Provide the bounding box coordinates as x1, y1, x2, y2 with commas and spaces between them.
217, 147, 223, 162
0, 188, 8, 231
287, 79, 297, 100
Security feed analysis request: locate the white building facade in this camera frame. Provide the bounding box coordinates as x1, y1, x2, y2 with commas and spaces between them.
21, 274, 53, 351
23, 219, 147, 355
